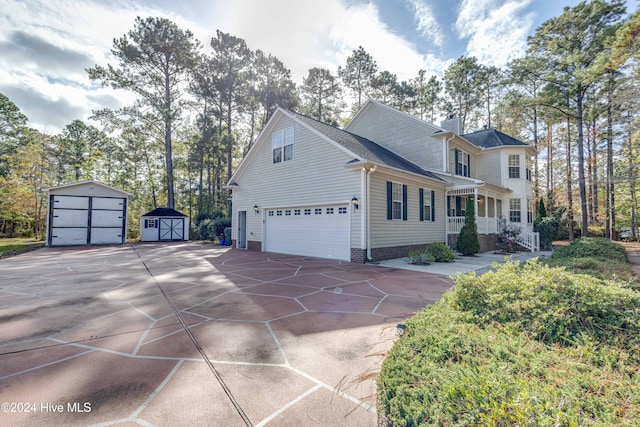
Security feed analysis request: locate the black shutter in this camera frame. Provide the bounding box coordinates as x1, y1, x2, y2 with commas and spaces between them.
454, 149, 460, 175
402, 185, 408, 221
419, 189, 424, 222
386, 181, 392, 220
431, 190, 436, 222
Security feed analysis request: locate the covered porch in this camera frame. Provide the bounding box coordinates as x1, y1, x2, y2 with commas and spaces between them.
446, 187, 505, 235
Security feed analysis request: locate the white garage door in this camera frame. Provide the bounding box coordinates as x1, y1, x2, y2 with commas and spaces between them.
264, 205, 350, 261
49, 195, 126, 246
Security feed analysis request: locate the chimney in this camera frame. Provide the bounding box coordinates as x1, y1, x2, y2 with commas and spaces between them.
441, 115, 462, 134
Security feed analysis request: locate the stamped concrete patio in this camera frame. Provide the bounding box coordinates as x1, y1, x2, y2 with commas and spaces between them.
0, 242, 453, 426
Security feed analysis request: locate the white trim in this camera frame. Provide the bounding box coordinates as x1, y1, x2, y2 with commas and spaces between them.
44, 180, 132, 196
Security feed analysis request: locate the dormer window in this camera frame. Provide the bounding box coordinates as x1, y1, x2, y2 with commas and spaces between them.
450, 148, 470, 177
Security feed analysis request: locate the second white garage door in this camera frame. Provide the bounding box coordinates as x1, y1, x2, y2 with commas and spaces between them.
264, 205, 350, 261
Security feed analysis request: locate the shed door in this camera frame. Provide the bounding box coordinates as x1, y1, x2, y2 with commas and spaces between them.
264, 205, 350, 261
159, 218, 184, 240
49, 195, 126, 246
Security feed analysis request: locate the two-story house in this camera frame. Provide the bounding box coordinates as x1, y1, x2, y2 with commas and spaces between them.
227, 99, 538, 263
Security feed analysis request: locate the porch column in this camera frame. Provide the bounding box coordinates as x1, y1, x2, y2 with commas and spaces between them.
474, 188, 478, 226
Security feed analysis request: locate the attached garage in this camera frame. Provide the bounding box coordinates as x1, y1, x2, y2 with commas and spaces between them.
263, 204, 350, 260
45, 181, 131, 246
140, 208, 190, 242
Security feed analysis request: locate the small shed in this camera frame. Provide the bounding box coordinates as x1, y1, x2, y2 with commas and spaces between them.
45, 180, 132, 246
140, 208, 190, 241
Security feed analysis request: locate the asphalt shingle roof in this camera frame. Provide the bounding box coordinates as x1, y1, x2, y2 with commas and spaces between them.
462, 128, 528, 149
142, 207, 187, 217
293, 113, 444, 182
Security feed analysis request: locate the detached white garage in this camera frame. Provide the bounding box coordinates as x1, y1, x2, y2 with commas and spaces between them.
45, 181, 131, 246
263, 204, 350, 260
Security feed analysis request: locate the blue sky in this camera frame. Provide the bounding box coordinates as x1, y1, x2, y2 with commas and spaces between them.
0, 0, 635, 132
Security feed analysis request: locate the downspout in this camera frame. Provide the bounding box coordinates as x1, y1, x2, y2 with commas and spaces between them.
366, 165, 377, 261
444, 134, 455, 243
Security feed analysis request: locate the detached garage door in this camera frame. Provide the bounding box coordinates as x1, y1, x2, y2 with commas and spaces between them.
264, 205, 350, 260
49, 195, 126, 246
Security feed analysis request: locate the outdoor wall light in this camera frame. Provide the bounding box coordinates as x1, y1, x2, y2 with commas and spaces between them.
351, 196, 359, 211
253, 205, 259, 215
397, 323, 406, 336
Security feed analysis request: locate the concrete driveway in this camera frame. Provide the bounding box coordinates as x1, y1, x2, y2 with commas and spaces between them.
0, 242, 452, 426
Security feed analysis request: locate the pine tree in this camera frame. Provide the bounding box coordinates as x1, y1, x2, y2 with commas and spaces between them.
456, 197, 480, 255
538, 198, 547, 219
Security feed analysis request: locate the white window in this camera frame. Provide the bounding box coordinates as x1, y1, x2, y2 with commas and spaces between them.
315, 208, 322, 215
144, 218, 158, 228
276, 210, 283, 216
294, 209, 301, 215
510, 198, 521, 223
423, 189, 432, 221
392, 183, 403, 220
272, 126, 294, 164
326, 208, 334, 214
304, 209, 311, 215
509, 155, 520, 179
527, 198, 533, 224
338, 207, 347, 214
450, 148, 470, 177
526, 157, 532, 181
268, 211, 274, 216
285, 210, 291, 216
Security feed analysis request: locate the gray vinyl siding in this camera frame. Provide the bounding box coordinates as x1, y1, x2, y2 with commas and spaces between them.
232, 115, 362, 247
476, 151, 502, 186
369, 171, 447, 248
347, 102, 444, 171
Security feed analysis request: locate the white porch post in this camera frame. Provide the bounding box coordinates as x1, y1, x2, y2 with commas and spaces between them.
474, 188, 478, 226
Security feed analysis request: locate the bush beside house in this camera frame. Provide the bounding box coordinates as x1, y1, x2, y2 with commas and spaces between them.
456, 197, 480, 255
378, 258, 640, 426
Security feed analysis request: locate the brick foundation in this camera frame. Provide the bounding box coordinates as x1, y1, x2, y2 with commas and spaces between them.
447, 234, 498, 253
232, 239, 262, 251
247, 240, 262, 251
370, 243, 443, 262
350, 248, 367, 263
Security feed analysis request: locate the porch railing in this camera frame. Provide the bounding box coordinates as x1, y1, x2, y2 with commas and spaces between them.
515, 229, 540, 252
448, 217, 540, 252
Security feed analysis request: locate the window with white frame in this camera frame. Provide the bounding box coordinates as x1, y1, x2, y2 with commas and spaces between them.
450, 148, 471, 177
508, 154, 520, 178
526, 157, 532, 181
510, 198, 521, 223
144, 218, 158, 228
421, 188, 434, 221
272, 126, 294, 164
527, 198, 533, 223
392, 182, 403, 220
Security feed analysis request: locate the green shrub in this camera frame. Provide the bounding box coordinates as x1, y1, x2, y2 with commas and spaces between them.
406, 249, 435, 265
378, 260, 640, 426
407, 243, 456, 265
533, 216, 559, 250
209, 217, 231, 240
425, 242, 456, 262
588, 225, 606, 237
550, 237, 628, 263
199, 219, 213, 240
456, 197, 480, 255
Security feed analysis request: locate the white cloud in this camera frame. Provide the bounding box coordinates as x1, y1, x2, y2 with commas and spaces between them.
0, 0, 446, 131
407, 0, 445, 48
455, 0, 535, 66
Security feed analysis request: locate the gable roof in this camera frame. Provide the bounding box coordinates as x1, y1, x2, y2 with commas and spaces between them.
44, 180, 132, 196
462, 128, 528, 149
293, 113, 444, 182
142, 207, 187, 217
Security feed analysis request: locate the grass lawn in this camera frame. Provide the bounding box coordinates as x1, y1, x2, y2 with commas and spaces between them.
0, 237, 45, 257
